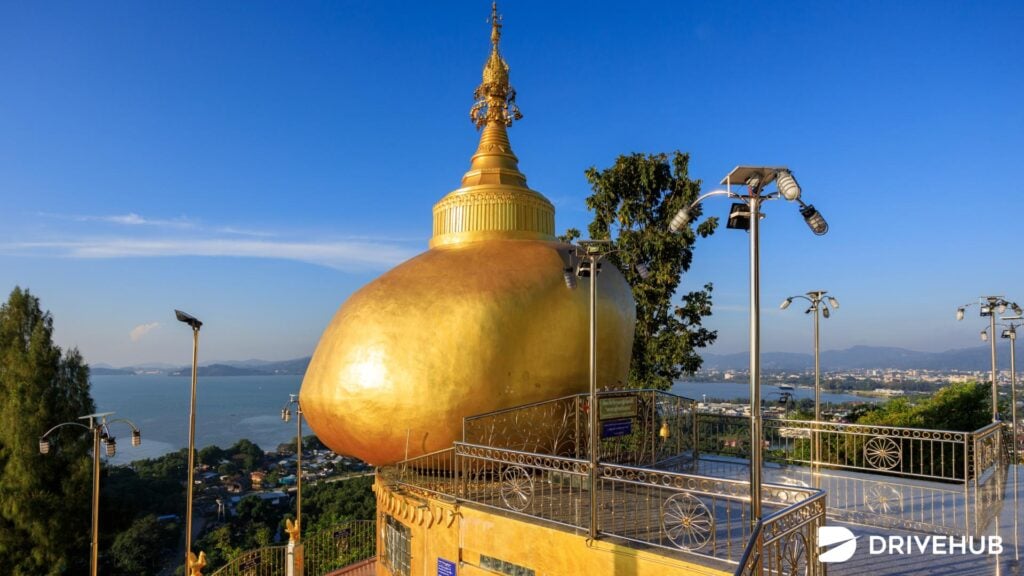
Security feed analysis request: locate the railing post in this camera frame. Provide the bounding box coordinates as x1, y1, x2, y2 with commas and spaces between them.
286, 540, 304, 576
692, 402, 700, 469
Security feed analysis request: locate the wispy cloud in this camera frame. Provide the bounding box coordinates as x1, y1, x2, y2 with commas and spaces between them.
4, 237, 415, 271
130, 322, 160, 342
41, 212, 195, 229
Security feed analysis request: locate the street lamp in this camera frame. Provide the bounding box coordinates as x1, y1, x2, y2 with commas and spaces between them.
281, 394, 304, 541
1000, 317, 1021, 462
780, 290, 839, 473
669, 166, 828, 523
563, 239, 648, 541
175, 309, 204, 573
40, 412, 141, 576
956, 296, 1021, 422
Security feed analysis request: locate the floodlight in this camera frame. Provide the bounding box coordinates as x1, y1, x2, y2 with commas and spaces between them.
981, 305, 993, 317
1002, 329, 1014, 340
175, 309, 203, 330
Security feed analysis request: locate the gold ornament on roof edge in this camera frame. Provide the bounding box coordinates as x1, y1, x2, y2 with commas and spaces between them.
300, 3, 635, 466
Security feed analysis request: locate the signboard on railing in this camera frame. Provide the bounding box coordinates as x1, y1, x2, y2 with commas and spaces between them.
599, 396, 637, 420
602, 418, 633, 438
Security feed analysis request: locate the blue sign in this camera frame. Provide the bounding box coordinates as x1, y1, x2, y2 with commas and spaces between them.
438, 557, 457, 576
601, 418, 632, 438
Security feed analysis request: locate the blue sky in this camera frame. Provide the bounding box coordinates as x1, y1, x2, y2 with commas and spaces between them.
1, 1, 1022, 367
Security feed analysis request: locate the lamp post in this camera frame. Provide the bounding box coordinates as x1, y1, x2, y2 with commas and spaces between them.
175, 309, 204, 573
957, 296, 1022, 422
281, 394, 304, 538
669, 166, 828, 524
781, 290, 839, 472
1000, 317, 1021, 462
563, 239, 648, 541
40, 412, 141, 576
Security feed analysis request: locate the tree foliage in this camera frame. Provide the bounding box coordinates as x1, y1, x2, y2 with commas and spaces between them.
0, 287, 96, 574
857, 381, 991, 432
109, 515, 177, 575
576, 151, 718, 390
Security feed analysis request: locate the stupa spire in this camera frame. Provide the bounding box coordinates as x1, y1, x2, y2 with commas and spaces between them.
469, 2, 522, 129
430, 2, 554, 248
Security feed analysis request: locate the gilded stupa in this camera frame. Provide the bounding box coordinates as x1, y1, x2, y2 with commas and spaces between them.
300, 3, 636, 465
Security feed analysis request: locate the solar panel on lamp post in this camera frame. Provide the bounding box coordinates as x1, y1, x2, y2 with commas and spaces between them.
668, 166, 828, 532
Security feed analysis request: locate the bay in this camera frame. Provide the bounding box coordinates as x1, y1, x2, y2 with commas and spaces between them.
90, 375, 883, 466
90, 375, 308, 465
670, 380, 883, 405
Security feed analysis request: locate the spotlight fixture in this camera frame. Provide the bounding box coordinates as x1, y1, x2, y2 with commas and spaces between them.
726, 203, 751, 230
1002, 329, 1015, 340
980, 305, 993, 317
779, 297, 793, 310
828, 296, 840, 309
799, 202, 828, 235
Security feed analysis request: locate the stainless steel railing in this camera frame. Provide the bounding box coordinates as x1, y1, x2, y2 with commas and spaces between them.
462, 389, 699, 468
383, 440, 822, 567
735, 492, 827, 576
208, 520, 376, 576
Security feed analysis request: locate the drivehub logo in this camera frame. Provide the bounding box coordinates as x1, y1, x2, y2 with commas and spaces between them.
818, 526, 858, 563
817, 526, 1003, 563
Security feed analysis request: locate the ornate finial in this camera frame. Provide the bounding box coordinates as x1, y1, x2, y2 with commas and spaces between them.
470, 2, 522, 129
187, 551, 207, 576
286, 518, 301, 543
490, 2, 501, 47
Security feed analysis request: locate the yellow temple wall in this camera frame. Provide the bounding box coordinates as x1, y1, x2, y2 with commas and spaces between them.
373, 476, 728, 576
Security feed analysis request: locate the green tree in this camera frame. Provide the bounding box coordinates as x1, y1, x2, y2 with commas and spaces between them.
109, 515, 177, 575
0, 287, 96, 574
574, 151, 718, 389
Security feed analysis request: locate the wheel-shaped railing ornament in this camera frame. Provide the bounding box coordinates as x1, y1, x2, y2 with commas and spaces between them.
780, 531, 809, 576
863, 436, 901, 470
500, 466, 533, 511
661, 493, 713, 550
865, 483, 903, 515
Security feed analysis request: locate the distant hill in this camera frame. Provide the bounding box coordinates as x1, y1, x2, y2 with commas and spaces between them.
91, 366, 135, 376
93, 357, 311, 377
701, 345, 1004, 372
